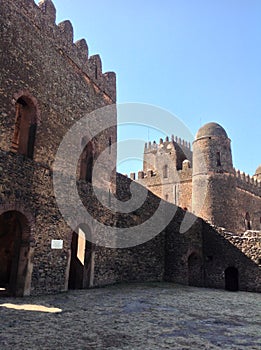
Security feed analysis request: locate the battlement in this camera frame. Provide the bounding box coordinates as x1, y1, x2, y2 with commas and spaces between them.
129, 160, 192, 181
8, 0, 116, 101
235, 169, 261, 196
144, 135, 191, 152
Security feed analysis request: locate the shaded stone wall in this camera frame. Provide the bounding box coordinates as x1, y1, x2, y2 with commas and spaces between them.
202, 224, 261, 292
164, 213, 203, 286
93, 235, 165, 288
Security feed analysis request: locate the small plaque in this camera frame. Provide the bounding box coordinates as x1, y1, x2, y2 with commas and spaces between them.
51, 239, 63, 249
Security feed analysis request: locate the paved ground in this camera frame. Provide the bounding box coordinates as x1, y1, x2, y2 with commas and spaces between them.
0, 283, 260, 349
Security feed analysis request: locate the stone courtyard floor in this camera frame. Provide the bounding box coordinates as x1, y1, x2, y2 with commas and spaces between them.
0, 283, 260, 350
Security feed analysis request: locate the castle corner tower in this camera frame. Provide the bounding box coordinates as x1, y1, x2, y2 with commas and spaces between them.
192, 122, 237, 231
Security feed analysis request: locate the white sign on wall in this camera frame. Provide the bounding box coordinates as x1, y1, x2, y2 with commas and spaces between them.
51, 239, 63, 249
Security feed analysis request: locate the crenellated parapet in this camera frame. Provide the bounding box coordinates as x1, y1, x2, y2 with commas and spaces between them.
11, 0, 116, 101
235, 169, 261, 196
129, 169, 157, 181
144, 135, 191, 152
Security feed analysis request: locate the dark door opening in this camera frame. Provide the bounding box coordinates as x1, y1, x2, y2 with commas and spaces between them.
68, 227, 92, 290
225, 267, 239, 291
0, 211, 31, 296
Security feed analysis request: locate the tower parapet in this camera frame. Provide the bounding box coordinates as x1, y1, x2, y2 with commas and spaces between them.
144, 135, 191, 153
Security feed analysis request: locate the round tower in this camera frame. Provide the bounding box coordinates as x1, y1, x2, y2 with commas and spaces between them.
192, 122, 237, 231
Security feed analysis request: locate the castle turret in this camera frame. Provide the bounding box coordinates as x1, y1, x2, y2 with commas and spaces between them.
192, 122, 237, 231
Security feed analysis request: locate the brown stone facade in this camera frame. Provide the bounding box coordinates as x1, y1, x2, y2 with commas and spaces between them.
0, 0, 260, 296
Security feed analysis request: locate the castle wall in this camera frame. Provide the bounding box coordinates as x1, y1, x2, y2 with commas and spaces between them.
234, 174, 261, 232
90, 174, 167, 288
0, 0, 116, 295
202, 225, 261, 292
0, 0, 116, 162
164, 214, 204, 286
92, 236, 165, 287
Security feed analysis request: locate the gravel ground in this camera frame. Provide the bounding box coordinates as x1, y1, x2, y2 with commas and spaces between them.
0, 283, 260, 350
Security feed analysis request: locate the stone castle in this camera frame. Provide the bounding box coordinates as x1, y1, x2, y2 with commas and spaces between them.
132, 123, 261, 234
0, 0, 260, 297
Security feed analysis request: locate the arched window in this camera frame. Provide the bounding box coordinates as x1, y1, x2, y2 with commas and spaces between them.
163, 164, 168, 178
79, 140, 94, 183
12, 96, 37, 159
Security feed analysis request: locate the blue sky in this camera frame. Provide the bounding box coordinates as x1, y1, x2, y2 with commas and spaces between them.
52, 0, 261, 176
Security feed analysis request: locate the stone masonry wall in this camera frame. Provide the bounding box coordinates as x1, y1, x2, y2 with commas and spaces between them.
202, 224, 261, 292
0, 0, 116, 294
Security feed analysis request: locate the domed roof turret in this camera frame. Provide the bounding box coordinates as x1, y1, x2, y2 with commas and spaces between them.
255, 165, 261, 175
196, 122, 228, 140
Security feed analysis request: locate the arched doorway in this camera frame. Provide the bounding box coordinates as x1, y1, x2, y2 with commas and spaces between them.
68, 225, 93, 290
225, 267, 239, 291
188, 252, 203, 287
0, 211, 32, 296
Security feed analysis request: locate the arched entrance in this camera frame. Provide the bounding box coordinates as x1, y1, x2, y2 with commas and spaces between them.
225, 267, 239, 291
0, 211, 32, 296
68, 225, 93, 290
188, 252, 203, 287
